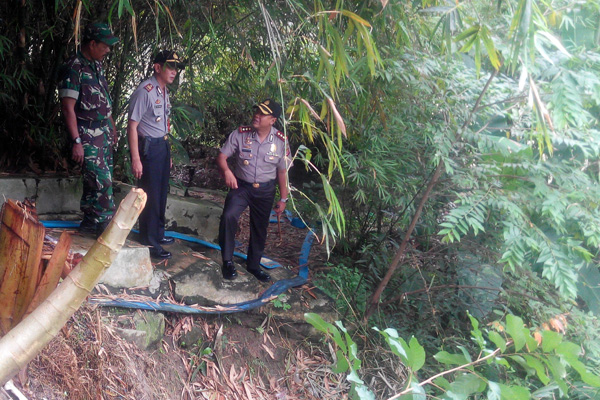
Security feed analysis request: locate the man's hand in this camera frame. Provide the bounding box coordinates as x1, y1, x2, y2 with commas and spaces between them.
132, 159, 143, 180
224, 170, 238, 189
72, 143, 84, 164
274, 200, 286, 215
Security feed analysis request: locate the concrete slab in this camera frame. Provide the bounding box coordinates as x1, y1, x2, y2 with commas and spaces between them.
51, 231, 154, 289
0, 176, 81, 215
115, 182, 222, 242
0, 177, 223, 243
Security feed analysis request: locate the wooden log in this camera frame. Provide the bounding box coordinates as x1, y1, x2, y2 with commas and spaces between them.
25, 231, 72, 316
0, 188, 147, 385
0, 200, 45, 334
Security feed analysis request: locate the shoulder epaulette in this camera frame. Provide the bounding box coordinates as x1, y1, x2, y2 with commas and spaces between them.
239, 126, 253, 133
275, 130, 286, 141
144, 83, 154, 92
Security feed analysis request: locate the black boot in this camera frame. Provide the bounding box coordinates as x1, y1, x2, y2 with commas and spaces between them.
79, 216, 97, 234
222, 261, 237, 280
95, 219, 111, 238
247, 268, 271, 282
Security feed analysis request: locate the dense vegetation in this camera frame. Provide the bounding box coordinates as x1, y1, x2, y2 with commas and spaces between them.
2, 0, 600, 398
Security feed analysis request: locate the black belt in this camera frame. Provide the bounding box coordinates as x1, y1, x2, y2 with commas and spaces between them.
237, 178, 275, 189
139, 135, 168, 143
77, 119, 109, 129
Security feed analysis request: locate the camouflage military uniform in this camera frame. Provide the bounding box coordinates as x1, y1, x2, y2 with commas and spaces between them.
58, 50, 115, 224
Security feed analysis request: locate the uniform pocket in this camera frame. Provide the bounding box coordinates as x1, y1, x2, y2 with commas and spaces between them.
79, 83, 103, 111
264, 154, 279, 164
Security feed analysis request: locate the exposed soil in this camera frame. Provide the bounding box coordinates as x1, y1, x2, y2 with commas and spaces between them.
12, 305, 349, 400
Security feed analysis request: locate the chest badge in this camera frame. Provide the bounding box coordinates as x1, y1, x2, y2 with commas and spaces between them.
270, 143, 277, 153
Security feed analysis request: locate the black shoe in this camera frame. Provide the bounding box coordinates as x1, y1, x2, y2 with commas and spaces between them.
222, 261, 237, 280
247, 268, 271, 282
150, 247, 172, 259
79, 218, 97, 234
95, 220, 110, 238
159, 237, 175, 245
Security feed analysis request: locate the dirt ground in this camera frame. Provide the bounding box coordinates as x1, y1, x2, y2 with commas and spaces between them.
6, 155, 345, 399
14, 304, 349, 400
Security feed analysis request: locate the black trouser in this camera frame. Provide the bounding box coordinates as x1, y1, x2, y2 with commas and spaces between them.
218, 179, 275, 271
138, 136, 170, 251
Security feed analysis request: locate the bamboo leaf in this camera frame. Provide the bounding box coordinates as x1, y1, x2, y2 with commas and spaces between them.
326, 97, 347, 138
339, 10, 371, 27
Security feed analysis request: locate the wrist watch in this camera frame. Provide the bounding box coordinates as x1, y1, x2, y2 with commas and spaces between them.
72, 137, 82, 145
280, 198, 288, 203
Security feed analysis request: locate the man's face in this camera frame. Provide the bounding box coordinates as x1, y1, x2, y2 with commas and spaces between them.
155, 63, 178, 84
252, 111, 276, 130
89, 40, 111, 61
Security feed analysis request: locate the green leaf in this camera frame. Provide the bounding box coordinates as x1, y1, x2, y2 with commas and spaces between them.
545, 355, 568, 395
332, 349, 349, 373
509, 355, 536, 376
577, 265, 600, 315
541, 330, 562, 353
523, 355, 550, 385
446, 373, 485, 399
487, 381, 501, 400
455, 25, 480, 42
339, 10, 371, 27
434, 351, 468, 365
408, 336, 426, 371
353, 384, 376, 400
408, 380, 427, 400
488, 331, 506, 352
498, 383, 531, 400
347, 369, 364, 385
505, 315, 526, 351
305, 314, 346, 352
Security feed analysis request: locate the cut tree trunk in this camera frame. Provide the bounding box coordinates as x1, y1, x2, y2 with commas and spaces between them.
0, 188, 147, 385
0, 200, 45, 335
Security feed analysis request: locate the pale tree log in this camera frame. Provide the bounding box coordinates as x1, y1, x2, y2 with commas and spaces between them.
0, 188, 147, 385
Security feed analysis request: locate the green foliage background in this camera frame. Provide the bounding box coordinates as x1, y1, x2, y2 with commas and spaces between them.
2, 0, 600, 398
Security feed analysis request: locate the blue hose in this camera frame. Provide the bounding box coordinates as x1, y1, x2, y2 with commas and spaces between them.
42, 220, 316, 314
40, 221, 282, 269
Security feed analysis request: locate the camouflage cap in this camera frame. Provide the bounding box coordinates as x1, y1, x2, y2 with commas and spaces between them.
83, 23, 119, 46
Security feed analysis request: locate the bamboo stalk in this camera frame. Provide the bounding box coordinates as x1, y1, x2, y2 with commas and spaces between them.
0, 188, 147, 385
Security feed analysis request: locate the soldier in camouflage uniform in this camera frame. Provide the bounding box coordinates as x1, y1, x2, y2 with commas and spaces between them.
58, 23, 119, 237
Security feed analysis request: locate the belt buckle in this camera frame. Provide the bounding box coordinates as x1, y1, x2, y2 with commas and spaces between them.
163, 135, 168, 140
252, 183, 260, 188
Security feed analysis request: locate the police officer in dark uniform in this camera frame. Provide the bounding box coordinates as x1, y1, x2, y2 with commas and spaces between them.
217, 100, 291, 282
127, 50, 185, 259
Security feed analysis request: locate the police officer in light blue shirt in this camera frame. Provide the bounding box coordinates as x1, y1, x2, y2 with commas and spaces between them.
216, 99, 292, 282
127, 50, 185, 259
